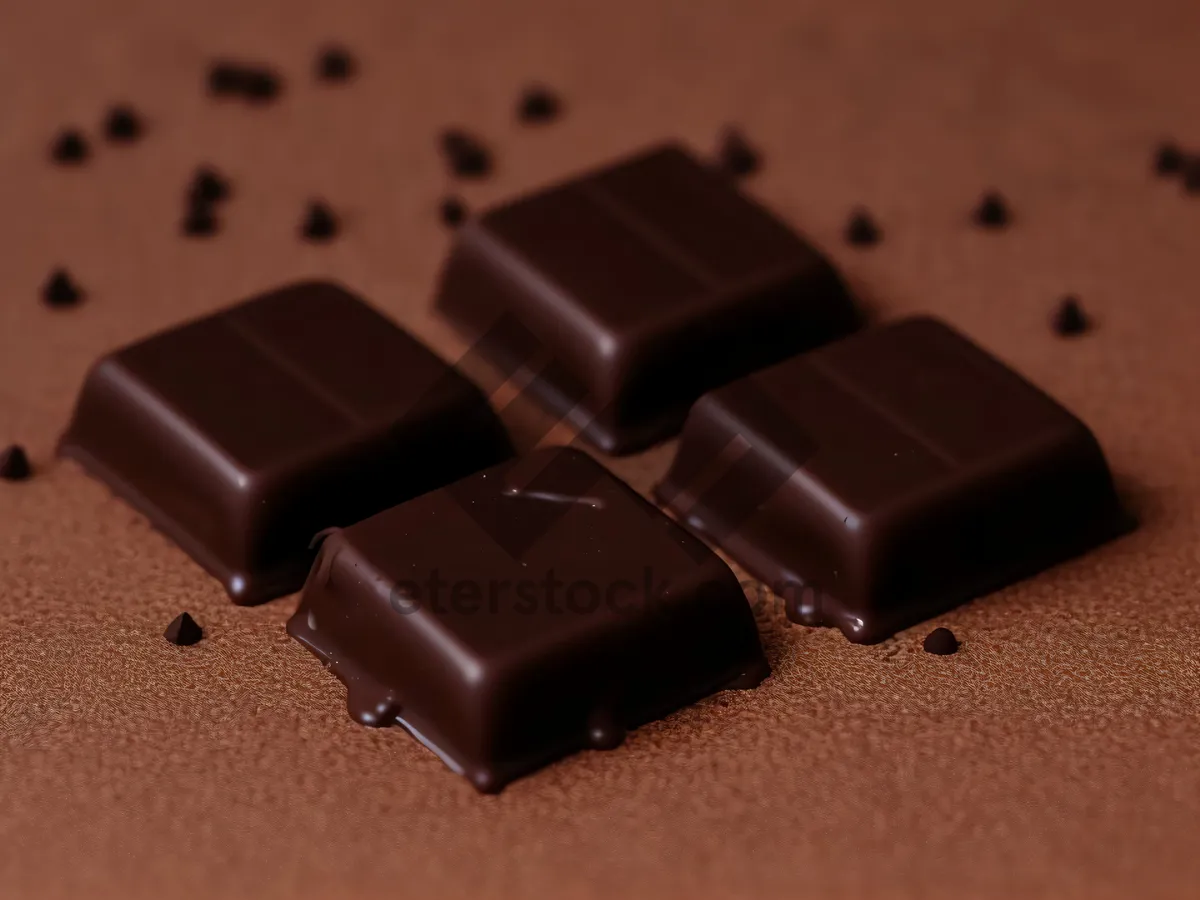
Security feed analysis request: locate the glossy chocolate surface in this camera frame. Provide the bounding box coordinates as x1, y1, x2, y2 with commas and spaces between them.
287, 446, 769, 793
59, 281, 513, 604
657, 317, 1130, 643
435, 142, 859, 454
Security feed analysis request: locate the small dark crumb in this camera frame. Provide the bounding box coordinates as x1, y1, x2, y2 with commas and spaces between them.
439, 129, 492, 178
1052, 295, 1090, 337
923, 627, 959, 655
42, 269, 83, 308
104, 105, 143, 143
715, 127, 760, 177
164, 612, 203, 647
0, 445, 32, 482
1183, 158, 1200, 194
50, 129, 89, 165
208, 61, 249, 96
316, 45, 355, 82
207, 61, 282, 103
845, 208, 882, 247
301, 201, 339, 241
1154, 142, 1184, 176
188, 166, 231, 204
517, 85, 561, 123
242, 68, 282, 103
182, 201, 219, 238
973, 191, 1011, 228
440, 196, 467, 228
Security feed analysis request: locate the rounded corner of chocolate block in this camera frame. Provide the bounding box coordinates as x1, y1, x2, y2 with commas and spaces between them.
432, 223, 493, 313
725, 652, 771, 690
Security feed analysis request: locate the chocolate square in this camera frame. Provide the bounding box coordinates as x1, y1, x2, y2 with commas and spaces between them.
435, 142, 859, 454
657, 317, 1130, 643
287, 446, 769, 792
59, 281, 513, 603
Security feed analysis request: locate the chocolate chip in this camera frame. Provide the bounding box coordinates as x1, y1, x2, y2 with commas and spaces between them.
301, 201, 338, 241
922, 627, 959, 655
182, 201, 218, 238
242, 68, 282, 103
50, 129, 88, 165
0, 445, 31, 482
1154, 142, 1184, 176
316, 45, 355, 82
42, 269, 83, 308
845, 209, 882, 247
715, 127, 760, 177
439, 129, 492, 178
517, 85, 561, 123
164, 612, 203, 646
104, 105, 143, 143
973, 192, 1011, 228
1052, 296, 1090, 337
440, 196, 467, 228
208, 61, 249, 96
189, 167, 230, 204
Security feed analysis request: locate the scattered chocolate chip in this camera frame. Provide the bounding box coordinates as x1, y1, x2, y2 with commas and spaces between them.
0, 445, 32, 482
188, 167, 230, 204
1052, 295, 1090, 337
242, 68, 282, 103
104, 105, 142, 143
517, 85, 561, 123
208, 61, 249, 96
1154, 142, 1185, 176
164, 612, 203, 646
301, 201, 338, 241
1183, 158, 1200, 194
845, 209, 881, 247
182, 201, 218, 238
440, 196, 467, 228
923, 627, 959, 655
439, 129, 492, 178
715, 127, 760, 177
973, 191, 1010, 228
316, 45, 355, 81
42, 269, 83, 308
50, 129, 88, 165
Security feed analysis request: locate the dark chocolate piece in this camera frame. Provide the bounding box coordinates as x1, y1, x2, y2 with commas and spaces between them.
104, 105, 142, 143
316, 45, 355, 81
207, 61, 248, 96
1154, 142, 1184, 176
189, 167, 230, 204
164, 612, 203, 646
973, 191, 1010, 228
923, 627, 958, 655
51, 129, 88, 165
439, 129, 492, 178
182, 201, 218, 238
435, 142, 859, 454
517, 85, 561, 123
845, 209, 881, 247
288, 446, 768, 793
0, 445, 31, 481
300, 202, 338, 242
241, 68, 281, 103
42, 269, 83, 308
715, 127, 759, 177
439, 196, 466, 228
59, 280, 513, 604
1052, 296, 1089, 337
657, 316, 1129, 644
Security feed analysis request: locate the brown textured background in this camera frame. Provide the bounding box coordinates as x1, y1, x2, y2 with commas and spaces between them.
2, 0, 1199, 897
